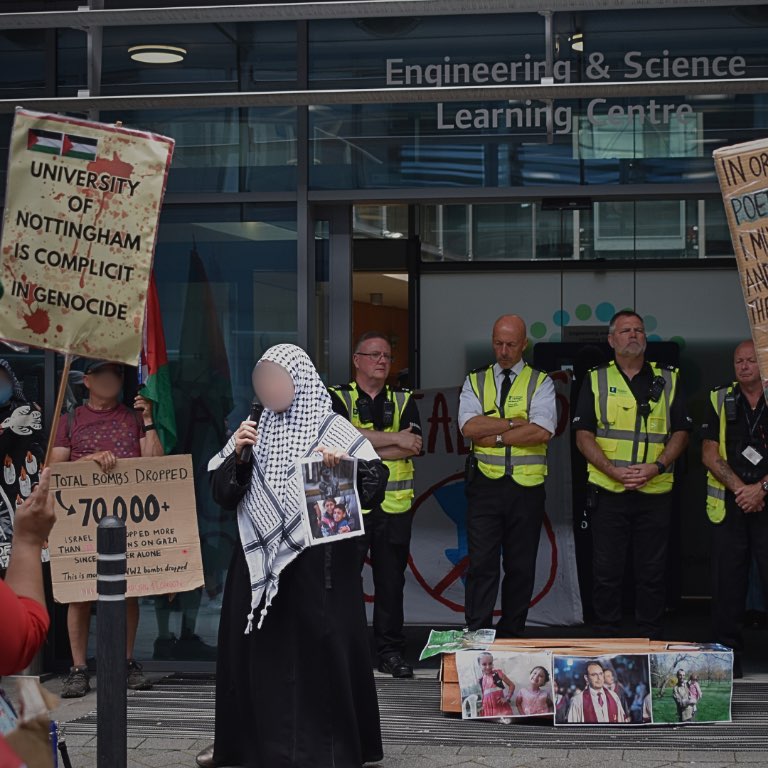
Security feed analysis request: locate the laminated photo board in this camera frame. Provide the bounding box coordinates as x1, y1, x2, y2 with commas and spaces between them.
296, 456, 364, 545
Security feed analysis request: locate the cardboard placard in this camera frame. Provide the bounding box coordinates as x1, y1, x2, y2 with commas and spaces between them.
47, 455, 203, 602
714, 139, 768, 390
0, 108, 174, 363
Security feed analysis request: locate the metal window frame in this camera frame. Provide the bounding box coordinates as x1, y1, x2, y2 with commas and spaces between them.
0, 0, 765, 29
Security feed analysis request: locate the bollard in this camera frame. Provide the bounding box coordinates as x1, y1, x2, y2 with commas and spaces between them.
96, 516, 127, 768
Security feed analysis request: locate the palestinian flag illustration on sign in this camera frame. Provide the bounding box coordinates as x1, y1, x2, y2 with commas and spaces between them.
27, 129, 63, 154
62, 134, 98, 160
27, 129, 98, 160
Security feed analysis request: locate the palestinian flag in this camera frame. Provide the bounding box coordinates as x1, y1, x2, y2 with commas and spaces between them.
62, 134, 98, 161
27, 129, 63, 155
139, 273, 177, 454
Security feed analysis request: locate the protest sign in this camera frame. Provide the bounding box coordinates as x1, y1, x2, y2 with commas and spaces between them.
47, 455, 203, 602
714, 139, 768, 391
0, 108, 174, 364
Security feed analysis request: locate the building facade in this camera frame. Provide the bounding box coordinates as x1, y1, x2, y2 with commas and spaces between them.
0, 0, 764, 665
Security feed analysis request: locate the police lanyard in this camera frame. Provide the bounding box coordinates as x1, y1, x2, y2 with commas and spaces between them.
743, 399, 766, 446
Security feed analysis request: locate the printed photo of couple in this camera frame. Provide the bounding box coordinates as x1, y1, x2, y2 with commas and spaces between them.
553, 654, 651, 726
455, 651, 554, 720
297, 456, 364, 545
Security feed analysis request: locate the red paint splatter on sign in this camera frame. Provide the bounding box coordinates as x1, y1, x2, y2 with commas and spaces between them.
87, 152, 134, 179
23, 308, 50, 335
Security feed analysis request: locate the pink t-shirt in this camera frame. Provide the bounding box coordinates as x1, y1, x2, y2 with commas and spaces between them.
54, 404, 143, 460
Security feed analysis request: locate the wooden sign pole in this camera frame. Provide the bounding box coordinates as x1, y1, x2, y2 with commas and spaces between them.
43, 353, 72, 468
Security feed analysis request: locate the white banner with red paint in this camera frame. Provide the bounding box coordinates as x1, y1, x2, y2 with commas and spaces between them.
0, 109, 174, 363
363, 371, 583, 627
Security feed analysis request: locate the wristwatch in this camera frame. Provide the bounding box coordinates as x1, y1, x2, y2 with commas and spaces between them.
142, 423, 156, 433
654, 461, 666, 475
761, 480, 768, 494
495, 434, 504, 448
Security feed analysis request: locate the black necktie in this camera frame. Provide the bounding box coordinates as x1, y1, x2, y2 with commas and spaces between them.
499, 369, 512, 417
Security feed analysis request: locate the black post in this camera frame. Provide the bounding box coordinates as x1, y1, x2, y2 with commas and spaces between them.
96, 516, 127, 768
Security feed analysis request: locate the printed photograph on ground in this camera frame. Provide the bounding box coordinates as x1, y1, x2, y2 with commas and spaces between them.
455, 650, 554, 720
650, 650, 733, 724
297, 456, 364, 544
553, 654, 651, 725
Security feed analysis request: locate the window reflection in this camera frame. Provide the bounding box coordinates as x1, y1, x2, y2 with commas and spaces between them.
418, 200, 732, 262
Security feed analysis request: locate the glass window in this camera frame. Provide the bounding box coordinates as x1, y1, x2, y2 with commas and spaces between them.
57, 29, 87, 97
0, 30, 46, 98
102, 22, 297, 95
307, 8, 768, 190
101, 108, 297, 194
353, 205, 408, 239
419, 199, 731, 262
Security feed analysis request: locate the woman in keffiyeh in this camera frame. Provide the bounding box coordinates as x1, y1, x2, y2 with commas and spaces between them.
201, 344, 388, 768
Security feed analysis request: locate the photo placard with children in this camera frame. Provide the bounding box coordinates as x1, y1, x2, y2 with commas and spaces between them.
455, 650, 554, 720
296, 456, 364, 545
649, 649, 733, 725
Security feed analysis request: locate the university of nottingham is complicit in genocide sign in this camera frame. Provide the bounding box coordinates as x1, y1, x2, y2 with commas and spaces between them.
0, 108, 174, 364
714, 139, 768, 394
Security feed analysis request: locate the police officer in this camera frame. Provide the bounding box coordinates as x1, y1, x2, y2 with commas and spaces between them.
329, 332, 421, 678
702, 339, 768, 678
573, 310, 691, 639
459, 314, 557, 637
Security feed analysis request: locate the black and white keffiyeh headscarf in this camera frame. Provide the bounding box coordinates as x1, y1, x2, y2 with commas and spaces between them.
209, 344, 376, 633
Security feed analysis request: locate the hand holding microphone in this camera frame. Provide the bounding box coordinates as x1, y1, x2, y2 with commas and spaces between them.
236, 398, 264, 463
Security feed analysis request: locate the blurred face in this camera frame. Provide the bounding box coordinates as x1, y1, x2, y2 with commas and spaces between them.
734, 342, 760, 388
530, 668, 547, 688
608, 314, 646, 360
677, 671, 685, 684
324, 499, 335, 514
492, 318, 527, 369
480, 655, 494, 674
84, 365, 123, 401
603, 670, 615, 686
585, 664, 604, 690
253, 360, 295, 413
353, 337, 393, 384
333, 506, 345, 522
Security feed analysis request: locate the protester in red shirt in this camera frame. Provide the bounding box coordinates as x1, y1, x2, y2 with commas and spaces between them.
51, 360, 163, 698
1, 468, 55, 674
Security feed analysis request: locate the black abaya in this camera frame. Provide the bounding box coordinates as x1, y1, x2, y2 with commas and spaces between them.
210, 455, 386, 768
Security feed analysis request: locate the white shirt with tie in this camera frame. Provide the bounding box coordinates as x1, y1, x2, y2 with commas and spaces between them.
458, 360, 557, 435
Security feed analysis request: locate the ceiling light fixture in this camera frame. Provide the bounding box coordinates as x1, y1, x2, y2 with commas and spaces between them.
129, 45, 187, 64
570, 32, 584, 53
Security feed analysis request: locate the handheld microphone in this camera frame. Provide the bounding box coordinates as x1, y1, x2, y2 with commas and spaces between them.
240, 398, 264, 463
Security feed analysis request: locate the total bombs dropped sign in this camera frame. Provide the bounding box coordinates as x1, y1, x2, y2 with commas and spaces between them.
48, 455, 203, 603
0, 108, 174, 363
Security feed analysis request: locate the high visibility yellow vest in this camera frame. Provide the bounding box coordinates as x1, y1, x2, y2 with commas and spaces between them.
588, 361, 678, 494
705, 383, 735, 524
468, 364, 549, 486
328, 382, 415, 514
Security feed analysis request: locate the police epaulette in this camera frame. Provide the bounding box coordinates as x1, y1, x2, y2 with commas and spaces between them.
588, 362, 610, 373
469, 363, 493, 374
658, 363, 677, 371
711, 382, 735, 392
391, 386, 412, 393
328, 383, 353, 392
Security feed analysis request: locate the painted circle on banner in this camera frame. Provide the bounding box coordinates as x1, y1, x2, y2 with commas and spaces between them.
361, 473, 559, 615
